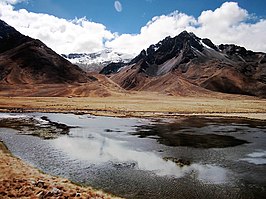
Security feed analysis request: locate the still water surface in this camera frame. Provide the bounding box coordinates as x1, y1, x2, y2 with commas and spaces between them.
0, 113, 266, 199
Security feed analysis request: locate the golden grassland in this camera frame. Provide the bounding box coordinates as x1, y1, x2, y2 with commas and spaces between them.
0, 92, 266, 120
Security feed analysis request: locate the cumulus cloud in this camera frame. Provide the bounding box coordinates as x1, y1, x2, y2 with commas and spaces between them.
106, 12, 197, 54
107, 2, 266, 54
0, 1, 265, 55
0, 2, 114, 54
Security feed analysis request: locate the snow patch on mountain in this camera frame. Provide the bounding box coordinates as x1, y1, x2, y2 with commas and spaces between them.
62, 49, 134, 72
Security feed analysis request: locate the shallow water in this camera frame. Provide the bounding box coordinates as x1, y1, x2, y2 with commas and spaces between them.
0, 113, 266, 199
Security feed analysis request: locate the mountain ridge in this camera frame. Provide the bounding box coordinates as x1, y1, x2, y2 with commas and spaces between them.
1, 19, 265, 98
102, 31, 266, 97
62, 49, 133, 72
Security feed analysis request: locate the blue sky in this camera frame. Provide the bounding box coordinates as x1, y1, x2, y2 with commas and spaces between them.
13, 0, 266, 34
1, 0, 266, 54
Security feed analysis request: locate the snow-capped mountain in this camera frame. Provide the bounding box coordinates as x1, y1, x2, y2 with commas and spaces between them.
62, 49, 134, 72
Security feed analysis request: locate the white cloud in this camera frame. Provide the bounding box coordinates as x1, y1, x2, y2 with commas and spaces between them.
0, 2, 115, 54
106, 12, 197, 54
107, 2, 266, 54
0, 1, 266, 55
0, 0, 26, 5
198, 2, 248, 28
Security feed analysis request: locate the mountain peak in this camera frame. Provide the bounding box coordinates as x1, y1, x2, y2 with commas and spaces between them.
62, 49, 133, 72
101, 31, 266, 97
178, 30, 195, 38
128, 31, 204, 73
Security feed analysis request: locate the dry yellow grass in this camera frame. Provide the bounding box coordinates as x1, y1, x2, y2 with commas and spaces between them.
0, 142, 122, 199
0, 92, 265, 120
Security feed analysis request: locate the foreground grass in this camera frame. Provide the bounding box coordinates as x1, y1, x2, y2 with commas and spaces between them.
0, 92, 266, 119
0, 141, 122, 198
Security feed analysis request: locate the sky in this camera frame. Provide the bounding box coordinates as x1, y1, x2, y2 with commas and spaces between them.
0, 0, 266, 55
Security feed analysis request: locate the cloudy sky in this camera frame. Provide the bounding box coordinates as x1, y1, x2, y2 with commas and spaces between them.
0, 0, 266, 55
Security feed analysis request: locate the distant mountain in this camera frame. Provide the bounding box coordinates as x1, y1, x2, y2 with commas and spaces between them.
62, 50, 133, 72
0, 20, 121, 97
101, 31, 266, 97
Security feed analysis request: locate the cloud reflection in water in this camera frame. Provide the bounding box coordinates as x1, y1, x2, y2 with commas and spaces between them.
52, 129, 228, 184
240, 151, 266, 165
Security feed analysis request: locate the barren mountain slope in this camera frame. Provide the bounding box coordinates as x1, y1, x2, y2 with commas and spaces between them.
103, 31, 266, 97
0, 20, 122, 97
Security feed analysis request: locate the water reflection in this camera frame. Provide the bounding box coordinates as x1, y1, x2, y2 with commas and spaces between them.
0, 113, 29, 119
53, 129, 228, 184
133, 117, 252, 148
240, 151, 266, 165
1, 113, 266, 199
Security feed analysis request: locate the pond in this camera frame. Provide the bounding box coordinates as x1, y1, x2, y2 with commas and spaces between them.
0, 113, 266, 199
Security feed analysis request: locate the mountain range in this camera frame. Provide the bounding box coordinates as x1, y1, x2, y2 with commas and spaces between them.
101, 31, 266, 97
0, 19, 265, 98
62, 50, 133, 72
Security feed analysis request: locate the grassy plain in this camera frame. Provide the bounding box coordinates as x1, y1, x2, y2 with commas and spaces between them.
0, 92, 265, 119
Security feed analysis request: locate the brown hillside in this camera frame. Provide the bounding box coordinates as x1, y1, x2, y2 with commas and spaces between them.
0, 20, 123, 97
103, 31, 266, 97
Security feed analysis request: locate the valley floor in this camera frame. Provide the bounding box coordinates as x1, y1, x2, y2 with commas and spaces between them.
0, 93, 266, 198
0, 93, 266, 120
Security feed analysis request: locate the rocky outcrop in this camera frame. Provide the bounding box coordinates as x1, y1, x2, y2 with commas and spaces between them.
99, 62, 127, 75
102, 31, 266, 97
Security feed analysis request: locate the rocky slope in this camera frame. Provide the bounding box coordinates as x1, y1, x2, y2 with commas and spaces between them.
102, 31, 266, 97
0, 20, 122, 97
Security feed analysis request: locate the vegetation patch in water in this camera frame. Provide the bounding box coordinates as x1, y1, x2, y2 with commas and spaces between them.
0, 116, 72, 139
163, 157, 191, 167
